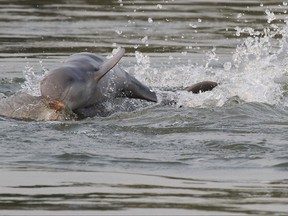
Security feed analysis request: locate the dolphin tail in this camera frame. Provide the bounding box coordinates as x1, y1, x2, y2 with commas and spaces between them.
121, 75, 157, 102
94, 48, 125, 81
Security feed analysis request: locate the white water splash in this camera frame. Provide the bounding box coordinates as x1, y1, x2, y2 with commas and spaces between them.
265, 9, 276, 24
183, 23, 288, 107
21, 61, 47, 96
130, 20, 288, 108
131, 51, 160, 87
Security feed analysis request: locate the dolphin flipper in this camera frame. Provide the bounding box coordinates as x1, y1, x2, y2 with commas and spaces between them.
94, 48, 125, 81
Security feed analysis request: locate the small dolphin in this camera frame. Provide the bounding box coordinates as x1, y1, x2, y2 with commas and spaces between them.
40, 48, 157, 114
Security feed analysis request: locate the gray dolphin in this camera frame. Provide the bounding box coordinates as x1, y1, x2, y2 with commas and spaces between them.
0, 80, 218, 121
0, 48, 219, 121
0, 81, 219, 121
40, 48, 157, 114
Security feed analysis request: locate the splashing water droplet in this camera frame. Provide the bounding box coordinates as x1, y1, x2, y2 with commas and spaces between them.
237, 13, 243, 19
223, 62, 232, 71
265, 9, 276, 23
115, 29, 122, 35
21, 62, 45, 96
235, 26, 241, 36
141, 36, 149, 46
156, 4, 162, 9
205, 48, 219, 68
118, 0, 123, 6
189, 23, 197, 28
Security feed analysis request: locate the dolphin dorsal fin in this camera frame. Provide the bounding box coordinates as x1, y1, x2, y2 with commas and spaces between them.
94, 48, 125, 81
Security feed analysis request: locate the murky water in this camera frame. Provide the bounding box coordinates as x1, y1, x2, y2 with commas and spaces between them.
1, 0, 288, 215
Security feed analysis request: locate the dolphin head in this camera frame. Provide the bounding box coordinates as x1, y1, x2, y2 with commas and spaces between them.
40, 67, 88, 111
40, 48, 126, 112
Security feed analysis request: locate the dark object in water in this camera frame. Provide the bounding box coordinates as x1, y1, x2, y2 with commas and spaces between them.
185, 81, 218, 93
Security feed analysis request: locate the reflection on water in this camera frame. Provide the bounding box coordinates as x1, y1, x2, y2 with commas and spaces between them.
1, 167, 288, 215
1, 0, 288, 215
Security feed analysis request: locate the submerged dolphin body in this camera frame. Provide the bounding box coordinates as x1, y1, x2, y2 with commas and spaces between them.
40, 48, 157, 116
0, 92, 76, 121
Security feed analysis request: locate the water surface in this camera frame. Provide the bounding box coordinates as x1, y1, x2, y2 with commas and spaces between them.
1, 0, 288, 215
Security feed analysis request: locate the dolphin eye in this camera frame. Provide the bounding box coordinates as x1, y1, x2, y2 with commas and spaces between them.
94, 67, 99, 71
67, 77, 74, 83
